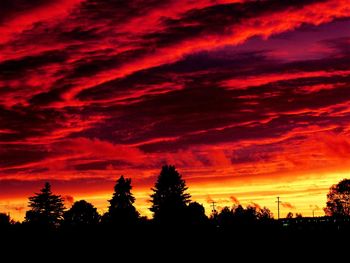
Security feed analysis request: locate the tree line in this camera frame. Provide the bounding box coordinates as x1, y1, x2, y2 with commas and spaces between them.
1, 165, 350, 229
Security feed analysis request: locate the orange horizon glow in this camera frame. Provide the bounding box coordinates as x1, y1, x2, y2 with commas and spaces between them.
2, 169, 350, 222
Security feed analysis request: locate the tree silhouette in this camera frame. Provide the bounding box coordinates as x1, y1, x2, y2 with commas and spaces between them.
295, 213, 303, 218
64, 200, 100, 226
150, 165, 191, 223
325, 179, 350, 217
286, 212, 294, 219
187, 202, 207, 225
217, 204, 273, 227
257, 207, 274, 221
217, 206, 235, 227
0, 213, 10, 226
106, 176, 139, 225
239, 205, 258, 223
25, 182, 65, 227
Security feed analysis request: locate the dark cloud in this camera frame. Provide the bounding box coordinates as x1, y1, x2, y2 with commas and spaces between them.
70, 47, 350, 152
0, 50, 67, 80
145, 0, 320, 47
73, 160, 130, 171
0, 144, 48, 169
0, 106, 67, 141
0, 178, 116, 198
320, 36, 350, 55
0, 0, 49, 23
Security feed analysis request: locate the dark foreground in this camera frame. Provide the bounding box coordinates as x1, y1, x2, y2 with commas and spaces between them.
1, 220, 350, 260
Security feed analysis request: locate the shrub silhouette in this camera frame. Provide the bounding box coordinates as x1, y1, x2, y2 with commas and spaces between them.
64, 200, 100, 226
187, 202, 208, 225
217, 204, 273, 228
286, 212, 294, 219
295, 213, 303, 218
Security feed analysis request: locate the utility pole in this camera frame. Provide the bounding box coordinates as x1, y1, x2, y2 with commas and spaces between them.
276, 197, 281, 220
211, 201, 217, 214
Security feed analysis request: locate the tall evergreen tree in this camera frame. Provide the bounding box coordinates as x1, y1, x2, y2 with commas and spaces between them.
107, 176, 139, 224
25, 182, 65, 227
150, 165, 191, 223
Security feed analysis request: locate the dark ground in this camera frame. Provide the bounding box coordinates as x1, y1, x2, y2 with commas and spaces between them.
1, 223, 349, 261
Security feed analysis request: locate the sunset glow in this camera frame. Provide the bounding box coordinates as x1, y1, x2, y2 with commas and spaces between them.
1, 0, 350, 221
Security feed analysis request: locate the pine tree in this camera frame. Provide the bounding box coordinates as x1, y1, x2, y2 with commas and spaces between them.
150, 165, 191, 223
107, 176, 139, 225
25, 182, 65, 227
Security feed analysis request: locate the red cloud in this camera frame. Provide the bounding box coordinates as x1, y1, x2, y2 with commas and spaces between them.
67, 0, 350, 105
62, 195, 74, 206
249, 202, 261, 210
121, 0, 245, 34
0, 0, 83, 45
282, 202, 296, 210
319, 133, 350, 160
222, 70, 350, 90
3, 0, 347, 108
55, 137, 144, 161
230, 196, 240, 205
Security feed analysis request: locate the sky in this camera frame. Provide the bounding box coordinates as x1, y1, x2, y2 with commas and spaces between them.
1, 0, 350, 221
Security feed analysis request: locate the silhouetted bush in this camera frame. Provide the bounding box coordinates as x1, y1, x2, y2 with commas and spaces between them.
63, 200, 100, 227
216, 204, 273, 229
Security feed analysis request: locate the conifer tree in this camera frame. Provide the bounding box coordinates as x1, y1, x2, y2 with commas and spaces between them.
150, 165, 191, 223
25, 182, 65, 227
